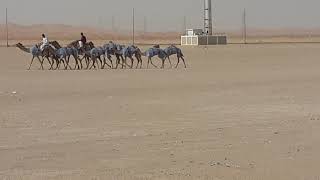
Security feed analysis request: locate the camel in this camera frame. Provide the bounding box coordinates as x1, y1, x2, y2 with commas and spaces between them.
103, 42, 127, 69
16, 43, 55, 70
66, 47, 81, 69
67, 40, 94, 54
141, 47, 169, 69
164, 45, 186, 68
86, 47, 111, 69
68, 40, 95, 68
122, 45, 143, 69
51, 41, 81, 70
51, 47, 73, 70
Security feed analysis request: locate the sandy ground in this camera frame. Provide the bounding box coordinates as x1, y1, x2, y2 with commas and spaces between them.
1, 44, 320, 180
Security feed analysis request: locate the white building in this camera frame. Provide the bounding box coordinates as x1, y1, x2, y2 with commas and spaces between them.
181, 29, 227, 46
181, 0, 228, 46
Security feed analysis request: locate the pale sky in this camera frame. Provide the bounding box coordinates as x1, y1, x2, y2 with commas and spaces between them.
1, 0, 319, 32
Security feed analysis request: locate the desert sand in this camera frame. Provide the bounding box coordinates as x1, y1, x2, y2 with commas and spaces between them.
1, 43, 320, 180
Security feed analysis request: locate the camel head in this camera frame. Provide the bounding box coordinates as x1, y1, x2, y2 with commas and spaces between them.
16, 43, 31, 53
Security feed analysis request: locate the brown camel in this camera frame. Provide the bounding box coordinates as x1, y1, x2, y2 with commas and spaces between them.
16, 43, 56, 70
68, 40, 95, 69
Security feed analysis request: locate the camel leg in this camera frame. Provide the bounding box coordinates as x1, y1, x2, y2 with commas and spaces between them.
121, 55, 126, 69
103, 57, 112, 69
49, 58, 56, 70
150, 58, 158, 68
111, 56, 118, 69
65, 58, 71, 70
102, 56, 111, 69
68, 56, 75, 70
139, 56, 143, 69
89, 60, 93, 69
147, 57, 150, 69
61, 59, 67, 70
86, 57, 91, 69
89, 58, 96, 69
66, 57, 72, 70
121, 55, 129, 68
57, 60, 61, 69
89, 59, 93, 69
117, 55, 124, 69
36, 56, 44, 70
95, 57, 100, 69
55, 59, 60, 70
101, 57, 105, 69
168, 56, 172, 68
121, 56, 125, 69
72, 55, 78, 70
108, 56, 114, 69
81, 55, 87, 68
113, 55, 119, 69
161, 59, 165, 69
94, 59, 97, 69
124, 57, 131, 68
130, 57, 134, 69
74, 55, 81, 70
46, 57, 52, 70
175, 57, 180, 68
28, 56, 35, 70
79, 57, 83, 69
124, 57, 128, 67
58, 59, 65, 70
49, 58, 53, 70
77, 55, 83, 70
84, 56, 89, 67
40, 57, 46, 70
124, 57, 130, 68
53, 59, 58, 70
134, 55, 140, 69
115, 58, 119, 69
85, 56, 89, 69
135, 58, 140, 69
181, 56, 187, 68
98, 57, 103, 69
116, 55, 123, 69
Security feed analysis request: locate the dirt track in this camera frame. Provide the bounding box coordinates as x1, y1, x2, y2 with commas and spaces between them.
1, 44, 320, 180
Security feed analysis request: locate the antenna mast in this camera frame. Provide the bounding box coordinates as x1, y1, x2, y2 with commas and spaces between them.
132, 8, 135, 45
243, 8, 247, 44
6, 8, 9, 47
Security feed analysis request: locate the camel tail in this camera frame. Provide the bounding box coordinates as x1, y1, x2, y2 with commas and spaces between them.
16, 43, 30, 53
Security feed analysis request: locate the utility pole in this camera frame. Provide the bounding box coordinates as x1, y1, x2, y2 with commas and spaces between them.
143, 16, 147, 38
6, 8, 9, 47
132, 8, 135, 45
243, 8, 247, 44
112, 16, 115, 32
183, 16, 186, 35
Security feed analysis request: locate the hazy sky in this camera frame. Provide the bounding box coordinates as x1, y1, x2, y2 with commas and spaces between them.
1, 0, 320, 32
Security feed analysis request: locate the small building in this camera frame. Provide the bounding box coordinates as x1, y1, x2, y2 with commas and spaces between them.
181, 29, 227, 46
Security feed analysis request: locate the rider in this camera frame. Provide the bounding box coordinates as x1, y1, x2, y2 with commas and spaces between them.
40, 34, 49, 52
79, 32, 87, 52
